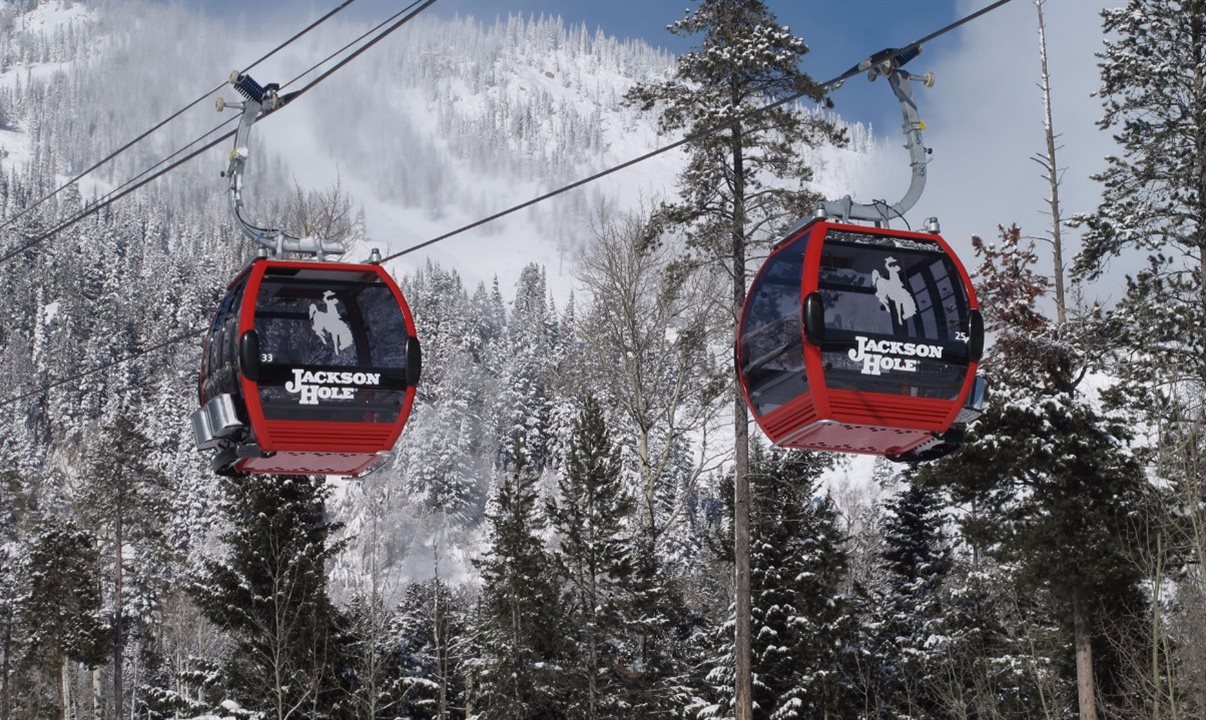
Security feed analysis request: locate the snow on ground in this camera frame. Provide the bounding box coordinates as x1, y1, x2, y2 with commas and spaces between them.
15, 0, 88, 35
0, 2, 92, 178
0, 125, 32, 172
0, 60, 72, 89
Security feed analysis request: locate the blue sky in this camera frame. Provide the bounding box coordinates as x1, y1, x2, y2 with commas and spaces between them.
192, 0, 967, 131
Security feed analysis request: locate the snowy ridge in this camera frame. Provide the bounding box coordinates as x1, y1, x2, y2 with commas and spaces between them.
13, 0, 87, 35
0, 1, 890, 598
262, 12, 880, 299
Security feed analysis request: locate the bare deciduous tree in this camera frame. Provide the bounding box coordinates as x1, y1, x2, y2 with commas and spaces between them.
576, 211, 726, 545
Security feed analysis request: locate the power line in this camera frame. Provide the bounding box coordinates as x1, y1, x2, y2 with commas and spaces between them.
0, 0, 359, 236
0, 328, 207, 410
378, 0, 1014, 264
0, 0, 436, 266
0, 0, 1008, 410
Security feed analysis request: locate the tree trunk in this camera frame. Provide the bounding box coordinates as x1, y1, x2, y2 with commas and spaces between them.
91, 666, 102, 720
730, 118, 753, 720
113, 511, 124, 720
1151, 533, 1163, 720
127, 646, 139, 720
464, 664, 475, 720
1074, 592, 1098, 720
1193, 2, 1206, 368
435, 582, 448, 720
1035, 0, 1067, 324
1, 610, 11, 720
60, 657, 71, 720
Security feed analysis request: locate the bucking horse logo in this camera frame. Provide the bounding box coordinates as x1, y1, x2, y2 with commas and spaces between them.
309, 290, 354, 355
872, 257, 917, 325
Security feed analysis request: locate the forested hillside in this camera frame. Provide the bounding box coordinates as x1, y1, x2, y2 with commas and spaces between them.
1, 1, 1204, 720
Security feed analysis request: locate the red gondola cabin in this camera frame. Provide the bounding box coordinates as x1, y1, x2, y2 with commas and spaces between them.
737, 218, 984, 460
193, 258, 421, 477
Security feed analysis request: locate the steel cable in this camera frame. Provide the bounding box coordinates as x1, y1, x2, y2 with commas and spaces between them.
0, 0, 359, 235
0, 0, 1012, 409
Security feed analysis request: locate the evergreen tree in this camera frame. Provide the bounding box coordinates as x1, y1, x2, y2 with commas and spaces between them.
74, 405, 171, 720
474, 460, 565, 718
866, 481, 953, 719
927, 556, 1067, 719
751, 449, 855, 720
379, 579, 469, 719
547, 396, 634, 719
694, 447, 855, 720
191, 475, 348, 719
18, 522, 108, 720
620, 535, 699, 719
495, 265, 558, 472
1076, 6, 1206, 713
918, 226, 1149, 719
626, 5, 844, 715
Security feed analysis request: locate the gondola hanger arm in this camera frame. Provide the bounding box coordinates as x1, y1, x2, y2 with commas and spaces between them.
218, 72, 346, 259
820, 46, 938, 229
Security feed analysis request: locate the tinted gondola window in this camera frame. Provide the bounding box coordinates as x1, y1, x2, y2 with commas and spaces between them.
818, 230, 970, 399
741, 238, 807, 415
253, 274, 408, 422
202, 275, 248, 402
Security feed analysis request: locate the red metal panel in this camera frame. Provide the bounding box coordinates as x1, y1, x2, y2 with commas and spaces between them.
827, 389, 954, 431
762, 393, 817, 444
239, 261, 271, 447
738, 218, 982, 457
237, 452, 381, 476
262, 420, 398, 451
780, 421, 930, 456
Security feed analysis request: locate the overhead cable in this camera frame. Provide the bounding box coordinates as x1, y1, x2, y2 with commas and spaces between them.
0, 0, 1009, 409
0, 328, 207, 410
0, 0, 359, 235
377, 0, 1013, 263
0, 0, 436, 266
67, 0, 433, 237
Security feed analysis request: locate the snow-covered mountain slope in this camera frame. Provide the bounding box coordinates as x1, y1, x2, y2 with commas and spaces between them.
233, 11, 881, 297
0, 1, 881, 296
0, 0, 890, 594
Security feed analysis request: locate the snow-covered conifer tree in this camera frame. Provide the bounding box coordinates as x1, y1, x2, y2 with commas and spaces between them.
865, 480, 953, 718
1076, 7, 1206, 711
625, 5, 845, 714
191, 475, 348, 719
474, 460, 565, 717
919, 226, 1149, 719
547, 395, 633, 718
